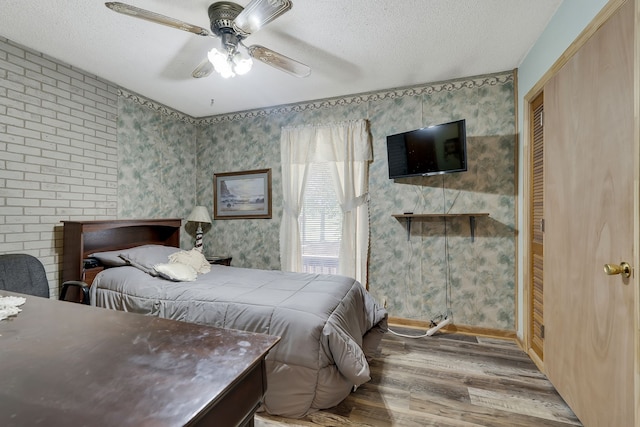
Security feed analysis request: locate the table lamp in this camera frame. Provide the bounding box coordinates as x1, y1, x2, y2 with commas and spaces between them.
186, 206, 212, 252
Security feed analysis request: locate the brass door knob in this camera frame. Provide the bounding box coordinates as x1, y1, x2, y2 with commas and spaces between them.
604, 262, 631, 278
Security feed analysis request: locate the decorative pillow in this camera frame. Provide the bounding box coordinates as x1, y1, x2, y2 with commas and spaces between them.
119, 245, 182, 275
168, 249, 211, 274
154, 263, 197, 282
88, 250, 129, 267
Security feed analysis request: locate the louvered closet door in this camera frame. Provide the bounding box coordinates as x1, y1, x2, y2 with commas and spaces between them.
530, 93, 544, 361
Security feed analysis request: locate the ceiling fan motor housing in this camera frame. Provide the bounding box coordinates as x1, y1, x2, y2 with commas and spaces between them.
208, 2, 244, 36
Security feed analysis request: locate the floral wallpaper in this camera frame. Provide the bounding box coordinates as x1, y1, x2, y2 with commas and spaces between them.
117, 71, 516, 331
117, 91, 198, 249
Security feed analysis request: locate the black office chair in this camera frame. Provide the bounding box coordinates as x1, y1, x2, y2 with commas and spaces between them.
0, 253, 50, 298
59, 280, 90, 305
0, 254, 89, 304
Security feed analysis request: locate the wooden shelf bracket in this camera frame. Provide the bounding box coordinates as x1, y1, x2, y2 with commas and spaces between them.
392, 213, 489, 242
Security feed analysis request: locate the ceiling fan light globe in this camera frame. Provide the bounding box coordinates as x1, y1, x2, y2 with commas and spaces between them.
207, 48, 227, 68
234, 60, 252, 75
219, 68, 236, 78
214, 61, 235, 78
208, 48, 235, 77
233, 56, 253, 75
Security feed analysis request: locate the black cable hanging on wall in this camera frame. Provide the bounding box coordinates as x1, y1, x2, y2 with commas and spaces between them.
387, 175, 453, 339
441, 174, 453, 322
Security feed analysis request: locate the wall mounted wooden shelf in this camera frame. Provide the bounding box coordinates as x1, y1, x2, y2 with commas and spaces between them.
392, 213, 490, 241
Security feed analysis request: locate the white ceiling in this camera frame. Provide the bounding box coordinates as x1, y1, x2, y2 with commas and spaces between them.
0, 0, 562, 118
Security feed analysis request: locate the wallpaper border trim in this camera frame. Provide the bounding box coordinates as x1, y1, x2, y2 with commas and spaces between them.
197, 70, 513, 125
118, 70, 514, 125
117, 89, 199, 124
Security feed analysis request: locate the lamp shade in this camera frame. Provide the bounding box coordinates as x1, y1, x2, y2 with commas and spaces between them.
186, 206, 212, 224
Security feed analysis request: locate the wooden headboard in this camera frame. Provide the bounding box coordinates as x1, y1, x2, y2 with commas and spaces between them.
62, 218, 182, 284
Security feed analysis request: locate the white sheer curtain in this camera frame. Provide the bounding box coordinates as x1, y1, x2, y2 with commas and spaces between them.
280, 119, 372, 285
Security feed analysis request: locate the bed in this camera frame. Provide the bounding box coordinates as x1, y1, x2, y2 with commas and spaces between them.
62, 219, 388, 418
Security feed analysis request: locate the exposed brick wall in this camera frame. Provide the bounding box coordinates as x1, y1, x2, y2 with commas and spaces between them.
0, 37, 119, 297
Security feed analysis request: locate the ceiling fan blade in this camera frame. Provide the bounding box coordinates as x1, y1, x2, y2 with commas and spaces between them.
105, 2, 211, 37
247, 45, 310, 78
233, 0, 292, 35
192, 58, 214, 78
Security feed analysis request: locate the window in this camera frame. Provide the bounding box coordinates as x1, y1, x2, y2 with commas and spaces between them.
280, 119, 371, 285
299, 162, 341, 274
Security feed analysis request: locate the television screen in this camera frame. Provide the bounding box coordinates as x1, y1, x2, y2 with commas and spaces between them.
387, 119, 467, 179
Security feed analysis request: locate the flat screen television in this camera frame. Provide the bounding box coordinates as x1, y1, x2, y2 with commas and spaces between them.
386, 119, 467, 179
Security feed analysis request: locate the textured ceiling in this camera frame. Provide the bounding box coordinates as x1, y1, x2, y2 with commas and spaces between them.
0, 0, 562, 118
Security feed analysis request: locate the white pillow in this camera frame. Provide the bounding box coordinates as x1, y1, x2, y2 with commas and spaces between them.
153, 263, 197, 282
168, 249, 211, 274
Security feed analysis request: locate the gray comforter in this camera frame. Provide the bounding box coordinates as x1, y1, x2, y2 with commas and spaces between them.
90, 265, 388, 418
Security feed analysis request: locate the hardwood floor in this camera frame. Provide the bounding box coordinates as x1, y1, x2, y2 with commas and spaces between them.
256, 327, 582, 427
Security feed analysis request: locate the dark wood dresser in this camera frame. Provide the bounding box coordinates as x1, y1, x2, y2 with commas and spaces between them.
0, 292, 279, 426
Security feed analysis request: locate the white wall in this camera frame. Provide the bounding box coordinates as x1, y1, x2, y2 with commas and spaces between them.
515, 0, 609, 337
0, 37, 119, 297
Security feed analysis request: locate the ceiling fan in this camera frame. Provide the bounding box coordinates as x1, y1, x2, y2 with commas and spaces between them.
105, 1, 311, 79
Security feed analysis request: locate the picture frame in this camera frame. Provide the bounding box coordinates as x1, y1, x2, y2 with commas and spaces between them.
213, 169, 272, 219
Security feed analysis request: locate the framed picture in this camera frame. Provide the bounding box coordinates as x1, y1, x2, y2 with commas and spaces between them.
214, 169, 272, 219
